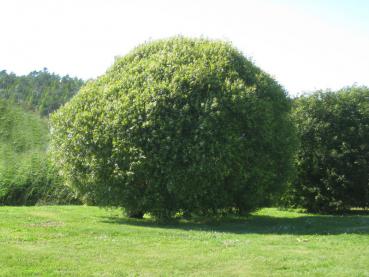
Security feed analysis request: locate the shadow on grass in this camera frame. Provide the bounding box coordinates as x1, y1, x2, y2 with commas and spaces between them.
101, 210, 369, 235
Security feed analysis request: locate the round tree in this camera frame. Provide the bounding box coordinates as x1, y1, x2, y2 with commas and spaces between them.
51, 37, 295, 218
290, 87, 369, 212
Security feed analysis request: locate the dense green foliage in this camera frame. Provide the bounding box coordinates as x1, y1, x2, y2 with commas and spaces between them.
0, 68, 83, 116
1, 206, 369, 276
51, 37, 296, 218
0, 99, 78, 205
288, 87, 369, 212
0, 68, 83, 205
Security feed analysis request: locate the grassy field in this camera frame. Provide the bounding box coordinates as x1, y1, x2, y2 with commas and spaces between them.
1, 206, 368, 276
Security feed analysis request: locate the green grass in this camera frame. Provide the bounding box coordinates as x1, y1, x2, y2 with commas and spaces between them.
1, 206, 368, 276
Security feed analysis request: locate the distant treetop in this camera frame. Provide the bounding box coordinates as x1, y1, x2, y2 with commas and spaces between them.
0, 68, 84, 116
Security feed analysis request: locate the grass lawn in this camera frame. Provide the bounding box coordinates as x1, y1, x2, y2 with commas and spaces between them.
1, 206, 368, 276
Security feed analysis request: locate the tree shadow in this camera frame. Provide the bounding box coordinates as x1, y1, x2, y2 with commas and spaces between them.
101, 210, 369, 235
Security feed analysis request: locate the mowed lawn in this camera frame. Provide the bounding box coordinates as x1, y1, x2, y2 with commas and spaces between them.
1, 206, 369, 276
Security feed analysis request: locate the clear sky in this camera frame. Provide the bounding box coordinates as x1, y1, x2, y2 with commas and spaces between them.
1, 0, 369, 95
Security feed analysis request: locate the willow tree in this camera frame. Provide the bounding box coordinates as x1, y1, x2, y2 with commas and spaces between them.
51, 37, 296, 219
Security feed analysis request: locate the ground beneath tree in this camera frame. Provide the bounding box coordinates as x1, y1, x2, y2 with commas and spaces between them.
1, 206, 368, 276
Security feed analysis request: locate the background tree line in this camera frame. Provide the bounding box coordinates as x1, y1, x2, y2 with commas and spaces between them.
0, 68, 83, 116
0, 69, 83, 205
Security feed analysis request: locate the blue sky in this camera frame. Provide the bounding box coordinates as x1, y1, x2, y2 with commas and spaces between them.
1, 0, 368, 95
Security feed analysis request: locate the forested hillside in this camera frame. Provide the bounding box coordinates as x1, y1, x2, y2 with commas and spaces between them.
0, 99, 79, 205
0, 69, 84, 116
0, 68, 83, 205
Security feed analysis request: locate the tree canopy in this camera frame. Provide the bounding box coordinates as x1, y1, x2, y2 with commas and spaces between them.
289, 87, 369, 212
51, 37, 296, 218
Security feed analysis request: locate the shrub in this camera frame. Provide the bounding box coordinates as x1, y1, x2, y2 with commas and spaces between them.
0, 99, 79, 205
51, 37, 296, 218
289, 87, 369, 212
